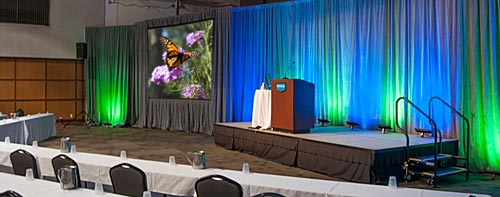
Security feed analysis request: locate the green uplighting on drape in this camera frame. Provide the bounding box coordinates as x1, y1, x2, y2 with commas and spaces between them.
461, 0, 500, 171
86, 26, 133, 126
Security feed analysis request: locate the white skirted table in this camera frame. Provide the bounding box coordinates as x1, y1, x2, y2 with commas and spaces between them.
0, 142, 491, 197
251, 89, 272, 129
0, 113, 56, 145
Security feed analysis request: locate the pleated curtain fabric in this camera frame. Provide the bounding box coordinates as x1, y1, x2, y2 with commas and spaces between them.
85, 26, 134, 127
229, 0, 500, 171
84, 0, 500, 171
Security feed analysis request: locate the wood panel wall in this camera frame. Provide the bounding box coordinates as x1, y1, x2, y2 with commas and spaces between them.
0, 57, 84, 120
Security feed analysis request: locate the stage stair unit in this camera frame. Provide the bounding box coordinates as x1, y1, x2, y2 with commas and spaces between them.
395, 96, 470, 187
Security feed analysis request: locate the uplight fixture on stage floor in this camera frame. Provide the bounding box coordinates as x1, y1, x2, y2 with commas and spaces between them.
378, 124, 392, 134
317, 119, 330, 127
414, 128, 433, 138
345, 121, 359, 130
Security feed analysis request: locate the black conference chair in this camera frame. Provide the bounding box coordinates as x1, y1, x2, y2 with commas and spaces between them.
0, 190, 23, 197
252, 192, 286, 197
109, 163, 147, 197
51, 154, 82, 187
195, 174, 243, 197
15, 108, 24, 117
9, 149, 39, 178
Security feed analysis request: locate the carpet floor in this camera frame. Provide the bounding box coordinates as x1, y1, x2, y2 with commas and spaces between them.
38, 126, 499, 196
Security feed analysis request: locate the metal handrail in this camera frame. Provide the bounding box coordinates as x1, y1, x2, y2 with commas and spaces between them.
428, 96, 470, 180
395, 97, 438, 161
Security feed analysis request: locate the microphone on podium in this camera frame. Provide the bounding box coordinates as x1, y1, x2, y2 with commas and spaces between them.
284, 61, 295, 79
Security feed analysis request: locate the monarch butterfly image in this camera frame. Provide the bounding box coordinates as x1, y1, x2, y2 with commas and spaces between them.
161, 36, 200, 70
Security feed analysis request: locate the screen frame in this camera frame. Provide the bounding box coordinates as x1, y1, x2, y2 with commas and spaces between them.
146, 18, 215, 101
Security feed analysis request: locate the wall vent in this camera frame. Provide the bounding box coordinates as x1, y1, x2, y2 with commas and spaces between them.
0, 0, 50, 26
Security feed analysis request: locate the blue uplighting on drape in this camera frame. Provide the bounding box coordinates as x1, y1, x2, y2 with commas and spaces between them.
229, 0, 460, 135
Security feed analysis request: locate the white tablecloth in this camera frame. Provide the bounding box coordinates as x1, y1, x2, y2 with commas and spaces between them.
0, 172, 124, 197
0, 142, 491, 197
217, 170, 336, 197
0, 142, 220, 196
327, 181, 490, 197
251, 89, 272, 129
328, 181, 423, 197
0, 119, 25, 144
0, 113, 56, 145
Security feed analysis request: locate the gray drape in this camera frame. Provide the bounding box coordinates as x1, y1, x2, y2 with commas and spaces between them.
130, 8, 232, 135
85, 26, 134, 127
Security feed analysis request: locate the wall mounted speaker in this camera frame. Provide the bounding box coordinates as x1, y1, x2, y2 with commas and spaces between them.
76, 42, 87, 59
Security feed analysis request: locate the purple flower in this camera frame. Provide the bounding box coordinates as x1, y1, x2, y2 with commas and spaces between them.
150, 65, 183, 85
178, 47, 186, 53
182, 84, 206, 99
168, 66, 183, 81
162, 52, 167, 62
186, 30, 205, 47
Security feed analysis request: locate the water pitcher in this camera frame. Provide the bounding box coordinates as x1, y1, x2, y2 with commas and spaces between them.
186, 151, 206, 169
57, 165, 79, 190
60, 137, 71, 153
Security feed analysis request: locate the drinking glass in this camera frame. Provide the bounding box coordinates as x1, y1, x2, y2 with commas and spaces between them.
32, 141, 38, 148
242, 163, 250, 174
70, 145, 77, 153
388, 176, 397, 189
25, 168, 34, 181
143, 191, 152, 197
4, 137, 10, 144
169, 156, 176, 166
94, 182, 104, 195
120, 150, 127, 159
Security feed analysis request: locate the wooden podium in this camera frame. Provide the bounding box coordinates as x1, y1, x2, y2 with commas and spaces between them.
271, 79, 314, 133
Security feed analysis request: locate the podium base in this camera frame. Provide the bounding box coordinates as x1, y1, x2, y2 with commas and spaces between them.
272, 127, 310, 134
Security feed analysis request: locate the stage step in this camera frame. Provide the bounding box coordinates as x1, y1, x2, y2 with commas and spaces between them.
421, 166, 468, 178
409, 154, 454, 166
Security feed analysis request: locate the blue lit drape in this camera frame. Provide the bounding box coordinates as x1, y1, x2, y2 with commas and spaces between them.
229, 0, 419, 130
229, 0, 467, 135
228, 0, 500, 171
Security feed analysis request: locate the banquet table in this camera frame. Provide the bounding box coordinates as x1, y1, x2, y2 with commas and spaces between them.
0, 142, 491, 197
251, 89, 272, 129
0, 172, 124, 197
0, 114, 7, 120
0, 119, 25, 144
0, 113, 56, 144
326, 181, 491, 197
0, 142, 221, 196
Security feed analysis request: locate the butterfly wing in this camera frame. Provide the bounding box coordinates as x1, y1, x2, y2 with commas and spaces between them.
160, 37, 180, 69
160, 36, 200, 70
179, 51, 200, 65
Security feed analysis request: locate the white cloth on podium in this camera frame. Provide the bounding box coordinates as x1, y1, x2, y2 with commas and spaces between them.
251, 89, 272, 129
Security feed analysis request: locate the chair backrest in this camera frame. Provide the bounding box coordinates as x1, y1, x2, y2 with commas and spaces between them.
195, 174, 243, 197
0, 190, 23, 197
252, 192, 286, 197
109, 163, 147, 197
15, 108, 24, 117
51, 154, 81, 187
9, 149, 39, 178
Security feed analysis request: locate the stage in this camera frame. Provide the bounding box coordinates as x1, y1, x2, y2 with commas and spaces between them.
214, 122, 458, 184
